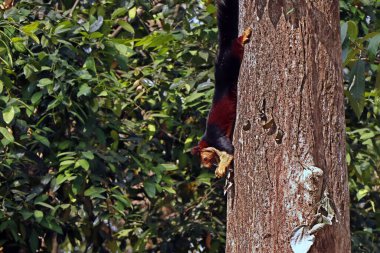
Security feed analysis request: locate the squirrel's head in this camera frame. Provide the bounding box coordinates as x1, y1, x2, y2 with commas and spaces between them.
191, 140, 217, 169
199, 149, 217, 168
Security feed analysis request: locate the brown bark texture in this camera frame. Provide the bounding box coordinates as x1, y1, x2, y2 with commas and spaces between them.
226, 1, 351, 252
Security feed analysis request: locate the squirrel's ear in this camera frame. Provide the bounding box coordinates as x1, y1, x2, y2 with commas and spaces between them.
191, 146, 200, 155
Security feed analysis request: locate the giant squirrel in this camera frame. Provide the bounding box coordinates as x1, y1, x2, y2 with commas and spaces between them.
192, 0, 252, 178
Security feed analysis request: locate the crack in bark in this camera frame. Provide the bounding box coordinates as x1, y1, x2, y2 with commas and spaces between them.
296, 22, 307, 156
264, 148, 274, 188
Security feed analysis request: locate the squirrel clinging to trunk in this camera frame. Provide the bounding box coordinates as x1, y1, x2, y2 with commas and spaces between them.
192, 0, 252, 178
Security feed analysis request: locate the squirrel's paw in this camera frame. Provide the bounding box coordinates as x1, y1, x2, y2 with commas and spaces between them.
241, 27, 253, 44
203, 147, 233, 178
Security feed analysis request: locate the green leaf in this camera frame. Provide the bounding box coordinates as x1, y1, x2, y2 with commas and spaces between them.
34, 134, 50, 147
157, 163, 178, 171
162, 186, 176, 194
114, 43, 130, 54
349, 61, 365, 99
356, 188, 368, 201
348, 60, 365, 118
38, 78, 53, 87
77, 83, 91, 97
346, 20, 358, 40
40, 217, 63, 234
84, 186, 106, 197
98, 90, 108, 96
196, 172, 213, 186
72, 177, 84, 195
199, 50, 209, 61
147, 33, 174, 48
59, 160, 75, 167
117, 20, 134, 34
367, 33, 380, 60
41, 35, 49, 48
21, 22, 40, 44
21, 22, 40, 34
56, 174, 66, 185
75, 159, 89, 170
111, 7, 127, 19
24, 64, 37, 79
47, 98, 62, 111
35, 202, 55, 210
128, 7, 137, 19
34, 210, 44, 223
0, 127, 14, 143
117, 229, 133, 238
31, 91, 43, 104
185, 92, 204, 104
3, 106, 15, 124
82, 151, 94, 160
143, 180, 156, 198
359, 131, 375, 140
89, 32, 103, 39
54, 21, 73, 35
13, 41, 27, 53
112, 194, 131, 208
84, 57, 96, 73
206, 4, 217, 14
147, 124, 156, 134
20, 210, 34, 220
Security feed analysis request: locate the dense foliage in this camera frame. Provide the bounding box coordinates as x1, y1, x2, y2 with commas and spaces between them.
341, 1, 380, 252
0, 0, 378, 252
0, 0, 222, 252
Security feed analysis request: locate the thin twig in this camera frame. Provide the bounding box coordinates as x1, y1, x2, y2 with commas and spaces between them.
69, 0, 80, 17
109, 16, 129, 38
110, 26, 123, 38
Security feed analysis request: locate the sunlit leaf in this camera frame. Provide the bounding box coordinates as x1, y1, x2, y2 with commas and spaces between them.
117, 20, 134, 34
2, 106, 15, 124
34, 210, 44, 223
0, 127, 14, 143
75, 159, 89, 170
346, 20, 358, 40
77, 83, 91, 97
111, 8, 127, 19
82, 151, 94, 160
128, 7, 137, 19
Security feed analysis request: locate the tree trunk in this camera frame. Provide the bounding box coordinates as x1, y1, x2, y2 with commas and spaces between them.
226, 1, 351, 252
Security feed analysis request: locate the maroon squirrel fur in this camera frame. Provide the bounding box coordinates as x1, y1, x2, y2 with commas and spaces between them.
192, 0, 251, 174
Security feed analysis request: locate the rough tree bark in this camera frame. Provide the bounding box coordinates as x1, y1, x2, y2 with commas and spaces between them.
226, 1, 351, 252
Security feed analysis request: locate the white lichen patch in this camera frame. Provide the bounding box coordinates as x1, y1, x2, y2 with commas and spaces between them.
300, 165, 323, 192
299, 165, 324, 205
290, 225, 315, 253
290, 190, 336, 253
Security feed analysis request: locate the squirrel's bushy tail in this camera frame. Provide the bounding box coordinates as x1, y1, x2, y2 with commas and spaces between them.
216, 0, 239, 49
